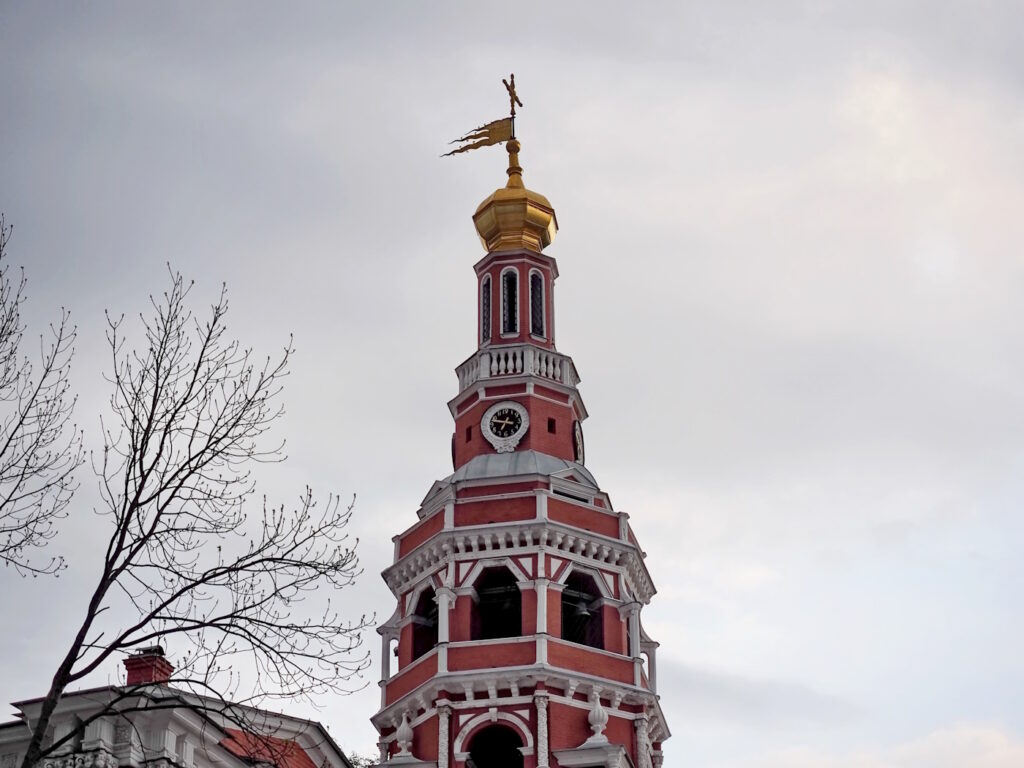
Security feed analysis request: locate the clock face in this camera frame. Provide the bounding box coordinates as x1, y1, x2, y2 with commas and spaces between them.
573, 420, 585, 465
489, 407, 523, 438
481, 401, 529, 453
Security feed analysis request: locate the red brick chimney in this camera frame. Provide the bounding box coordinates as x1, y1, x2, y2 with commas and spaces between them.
123, 645, 173, 685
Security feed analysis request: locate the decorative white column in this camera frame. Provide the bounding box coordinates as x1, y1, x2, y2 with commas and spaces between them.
438, 705, 452, 768
627, 603, 641, 656
616, 600, 644, 686
634, 714, 652, 768
436, 585, 454, 642
381, 632, 394, 681
536, 578, 549, 633
535, 692, 550, 768
644, 639, 659, 693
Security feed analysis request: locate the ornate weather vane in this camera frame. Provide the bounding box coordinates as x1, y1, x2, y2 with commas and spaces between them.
443, 73, 522, 157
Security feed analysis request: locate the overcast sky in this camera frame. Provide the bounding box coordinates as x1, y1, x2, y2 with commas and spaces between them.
2, 3, 1023, 767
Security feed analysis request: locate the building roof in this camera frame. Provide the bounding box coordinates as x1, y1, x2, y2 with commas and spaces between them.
441, 449, 596, 489
4, 682, 353, 768
221, 728, 321, 768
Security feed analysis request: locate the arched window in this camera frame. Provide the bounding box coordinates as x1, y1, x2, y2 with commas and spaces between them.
529, 271, 544, 338
472, 567, 521, 640
468, 725, 524, 768
410, 588, 438, 661
501, 269, 518, 335
561, 571, 604, 649
481, 275, 492, 344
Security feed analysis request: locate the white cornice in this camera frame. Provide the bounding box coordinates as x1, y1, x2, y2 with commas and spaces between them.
371, 665, 664, 731
383, 520, 655, 604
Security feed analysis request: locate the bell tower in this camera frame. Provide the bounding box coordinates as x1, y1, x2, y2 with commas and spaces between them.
371, 134, 670, 768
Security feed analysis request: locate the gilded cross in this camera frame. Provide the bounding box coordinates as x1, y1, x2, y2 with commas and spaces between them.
502, 73, 523, 117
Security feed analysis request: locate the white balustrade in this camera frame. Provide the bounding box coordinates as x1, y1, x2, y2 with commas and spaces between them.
455, 344, 579, 391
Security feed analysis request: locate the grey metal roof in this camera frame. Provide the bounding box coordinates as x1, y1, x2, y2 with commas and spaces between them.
419, 451, 601, 509
448, 450, 598, 486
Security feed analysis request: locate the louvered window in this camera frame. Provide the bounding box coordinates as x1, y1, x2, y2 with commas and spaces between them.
502, 269, 518, 334
530, 271, 544, 337
481, 276, 491, 343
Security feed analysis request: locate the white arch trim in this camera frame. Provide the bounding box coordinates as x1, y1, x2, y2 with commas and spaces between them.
458, 555, 532, 591
452, 710, 535, 755
553, 561, 615, 600
403, 569, 444, 615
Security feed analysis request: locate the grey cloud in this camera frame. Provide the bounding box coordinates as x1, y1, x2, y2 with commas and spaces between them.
658, 658, 858, 727
2, 3, 1024, 765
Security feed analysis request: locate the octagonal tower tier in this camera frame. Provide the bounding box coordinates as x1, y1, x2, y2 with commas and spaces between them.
371, 141, 669, 768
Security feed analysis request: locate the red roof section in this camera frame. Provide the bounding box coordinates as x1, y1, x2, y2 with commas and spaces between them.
221, 728, 320, 768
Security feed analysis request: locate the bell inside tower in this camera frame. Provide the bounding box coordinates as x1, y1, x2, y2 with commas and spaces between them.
471, 567, 522, 640
561, 571, 604, 649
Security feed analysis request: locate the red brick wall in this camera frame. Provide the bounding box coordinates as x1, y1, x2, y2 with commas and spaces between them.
534, 384, 569, 402
412, 714, 439, 761
453, 394, 578, 469
385, 653, 437, 704
603, 604, 626, 655
522, 588, 538, 635
452, 594, 473, 642
457, 480, 544, 498
547, 701, 637, 765
548, 498, 619, 538
547, 641, 634, 683
547, 701, 593, 751
398, 621, 413, 668
455, 497, 535, 526
448, 640, 535, 671
546, 585, 562, 637
397, 510, 444, 558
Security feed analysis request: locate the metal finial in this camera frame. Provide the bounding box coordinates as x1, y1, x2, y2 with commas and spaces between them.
502, 73, 523, 117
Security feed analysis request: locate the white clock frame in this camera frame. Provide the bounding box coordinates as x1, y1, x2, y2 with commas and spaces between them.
481, 400, 530, 453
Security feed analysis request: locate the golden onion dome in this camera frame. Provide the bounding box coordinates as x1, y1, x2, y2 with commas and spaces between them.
473, 139, 558, 253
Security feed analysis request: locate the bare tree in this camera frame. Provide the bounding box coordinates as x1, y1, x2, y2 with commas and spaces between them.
20, 270, 370, 768
0, 215, 82, 576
